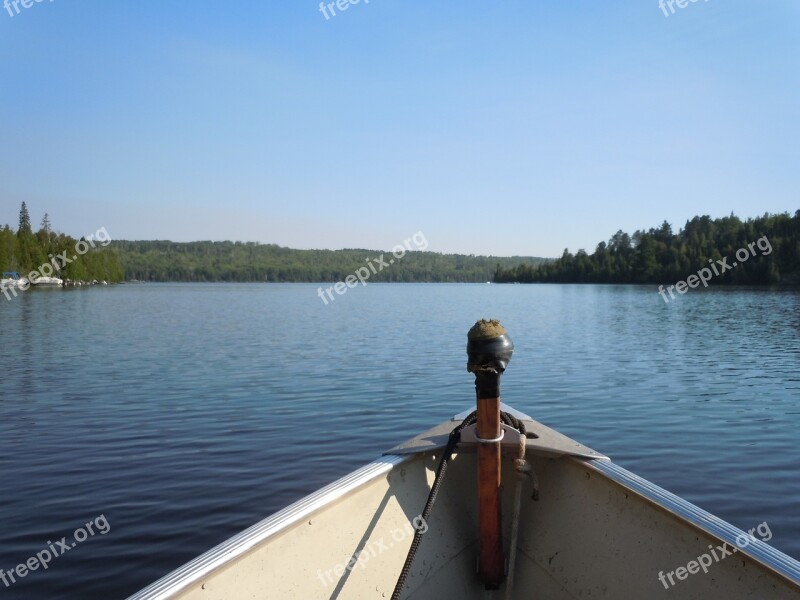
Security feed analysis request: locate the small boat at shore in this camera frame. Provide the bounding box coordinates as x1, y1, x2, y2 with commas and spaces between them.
128, 321, 800, 600
1, 272, 63, 290
30, 276, 64, 287
0, 272, 23, 289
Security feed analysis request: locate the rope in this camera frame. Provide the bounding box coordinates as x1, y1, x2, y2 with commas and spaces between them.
499, 412, 538, 499
390, 411, 477, 600
501, 411, 533, 600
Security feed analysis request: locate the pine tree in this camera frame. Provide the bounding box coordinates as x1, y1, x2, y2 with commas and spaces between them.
18, 202, 32, 237
38, 213, 53, 252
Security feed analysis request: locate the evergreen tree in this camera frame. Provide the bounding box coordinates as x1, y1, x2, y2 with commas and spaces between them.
18, 202, 32, 237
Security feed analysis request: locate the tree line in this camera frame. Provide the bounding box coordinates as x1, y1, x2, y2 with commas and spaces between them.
8, 203, 798, 286
495, 211, 800, 285
1, 203, 124, 282
115, 240, 547, 283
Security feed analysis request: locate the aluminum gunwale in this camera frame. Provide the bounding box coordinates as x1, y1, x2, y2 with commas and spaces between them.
126, 454, 410, 600
581, 457, 800, 587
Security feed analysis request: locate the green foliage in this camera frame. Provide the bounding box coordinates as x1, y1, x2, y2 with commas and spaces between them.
114, 241, 547, 283
1, 203, 124, 282
495, 211, 800, 285
0, 225, 14, 273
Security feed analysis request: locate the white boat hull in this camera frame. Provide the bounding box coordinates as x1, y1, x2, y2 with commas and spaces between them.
128, 407, 800, 600
29, 276, 63, 287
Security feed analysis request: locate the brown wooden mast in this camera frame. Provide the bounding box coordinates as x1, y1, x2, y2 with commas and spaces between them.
467, 319, 514, 589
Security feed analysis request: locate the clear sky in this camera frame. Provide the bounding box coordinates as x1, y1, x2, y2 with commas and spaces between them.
1, 1, 798, 257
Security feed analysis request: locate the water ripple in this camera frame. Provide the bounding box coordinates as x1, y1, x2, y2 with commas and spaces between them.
0, 283, 798, 598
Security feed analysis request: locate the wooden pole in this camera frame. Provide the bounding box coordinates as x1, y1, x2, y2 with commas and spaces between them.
476, 382, 503, 586
467, 320, 514, 589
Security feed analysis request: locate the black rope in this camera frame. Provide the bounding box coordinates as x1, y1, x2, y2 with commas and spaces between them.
390, 411, 477, 600
500, 411, 526, 438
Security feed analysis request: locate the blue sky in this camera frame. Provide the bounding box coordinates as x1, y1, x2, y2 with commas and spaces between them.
1, 1, 798, 256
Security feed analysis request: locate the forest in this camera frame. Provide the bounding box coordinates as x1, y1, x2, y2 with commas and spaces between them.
3, 203, 545, 283
115, 240, 546, 283
10, 202, 796, 287
1, 203, 124, 282
495, 211, 800, 285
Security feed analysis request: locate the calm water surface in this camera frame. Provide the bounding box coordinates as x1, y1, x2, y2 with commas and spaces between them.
1, 283, 799, 599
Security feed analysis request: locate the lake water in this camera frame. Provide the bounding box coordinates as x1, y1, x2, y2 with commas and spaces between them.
1, 283, 799, 598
